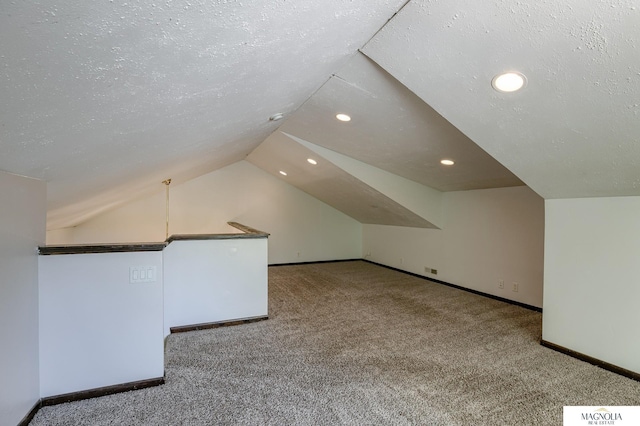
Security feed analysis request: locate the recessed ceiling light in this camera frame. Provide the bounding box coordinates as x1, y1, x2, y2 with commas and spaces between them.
336, 113, 351, 122
269, 113, 284, 121
307, 158, 317, 165
440, 159, 455, 166
491, 72, 527, 93
279, 170, 287, 176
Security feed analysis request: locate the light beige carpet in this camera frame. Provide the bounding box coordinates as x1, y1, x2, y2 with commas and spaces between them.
30, 261, 640, 425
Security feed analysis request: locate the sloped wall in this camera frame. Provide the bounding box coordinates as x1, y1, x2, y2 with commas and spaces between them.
363, 186, 544, 308
294, 135, 444, 228
0, 171, 46, 425
47, 161, 362, 265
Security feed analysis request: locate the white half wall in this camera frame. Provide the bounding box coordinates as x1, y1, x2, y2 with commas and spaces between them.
0, 171, 45, 426
39, 251, 164, 397
363, 186, 544, 307
47, 161, 362, 265
163, 238, 268, 336
543, 196, 640, 374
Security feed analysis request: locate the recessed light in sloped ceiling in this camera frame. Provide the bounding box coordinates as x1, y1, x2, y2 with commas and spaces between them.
492, 72, 527, 93
246, 131, 438, 228
362, 0, 640, 199
4, 0, 409, 231
278, 52, 523, 192
278, 158, 317, 175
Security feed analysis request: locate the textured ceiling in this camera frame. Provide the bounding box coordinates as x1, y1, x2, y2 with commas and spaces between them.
278, 53, 523, 192
247, 132, 437, 228
246, 52, 522, 227
2, 0, 637, 231
363, 0, 640, 199
0, 0, 406, 229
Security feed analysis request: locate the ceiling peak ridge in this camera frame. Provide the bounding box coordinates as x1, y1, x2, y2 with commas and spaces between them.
360, 0, 413, 51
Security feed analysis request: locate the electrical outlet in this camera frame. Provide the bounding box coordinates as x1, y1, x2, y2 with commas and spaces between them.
400, 258, 404, 265
430, 268, 438, 275
512, 282, 519, 292
499, 279, 504, 289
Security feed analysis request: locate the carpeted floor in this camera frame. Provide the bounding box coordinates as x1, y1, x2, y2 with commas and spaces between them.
30, 261, 640, 425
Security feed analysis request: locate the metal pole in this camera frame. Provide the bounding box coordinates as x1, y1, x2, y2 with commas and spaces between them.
162, 179, 171, 240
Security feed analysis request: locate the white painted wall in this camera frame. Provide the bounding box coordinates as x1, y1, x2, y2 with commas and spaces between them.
543, 197, 640, 374
45, 226, 76, 245
39, 251, 164, 397
48, 161, 362, 265
163, 238, 268, 336
0, 172, 45, 426
363, 186, 544, 307
47, 194, 166, 245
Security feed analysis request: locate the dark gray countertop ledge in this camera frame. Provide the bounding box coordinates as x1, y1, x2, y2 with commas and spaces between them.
39, 222, 269, 255
39, 243, 167, 256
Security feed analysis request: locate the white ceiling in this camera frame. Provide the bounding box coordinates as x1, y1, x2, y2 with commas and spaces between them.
247, 131, 437, 228
0, 0, 406, 229
363, 0, 640, 199
278, 53, 523, 192
2, 0, 638, 230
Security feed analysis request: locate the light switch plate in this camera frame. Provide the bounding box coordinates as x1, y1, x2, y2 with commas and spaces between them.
130, 266, 157, 283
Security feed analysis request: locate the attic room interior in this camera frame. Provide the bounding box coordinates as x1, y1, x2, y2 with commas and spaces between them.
2, 0, 640, 425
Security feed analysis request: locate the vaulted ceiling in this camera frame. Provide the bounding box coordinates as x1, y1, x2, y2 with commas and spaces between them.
1, 1, 638, 230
